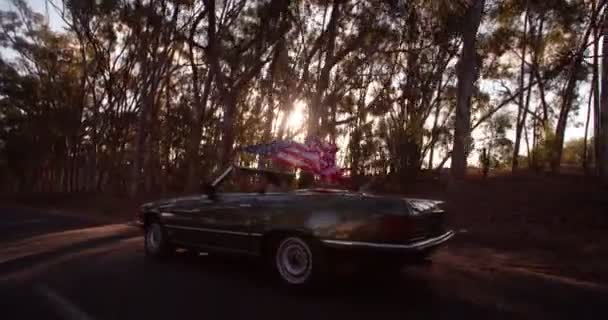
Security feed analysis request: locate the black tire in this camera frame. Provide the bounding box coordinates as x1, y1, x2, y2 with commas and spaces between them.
144, 222, 174, 259
270, 236, 327, 288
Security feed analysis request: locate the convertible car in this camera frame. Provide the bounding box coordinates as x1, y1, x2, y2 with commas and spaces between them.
137, 166, 454, 287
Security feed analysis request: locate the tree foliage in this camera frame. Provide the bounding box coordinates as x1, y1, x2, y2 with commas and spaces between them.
0, 0, 604, 194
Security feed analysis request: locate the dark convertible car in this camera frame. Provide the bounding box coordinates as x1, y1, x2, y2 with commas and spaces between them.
137, 166, 454, 287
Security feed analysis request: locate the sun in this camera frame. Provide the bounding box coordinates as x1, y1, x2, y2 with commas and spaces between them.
286, 101, 306, 131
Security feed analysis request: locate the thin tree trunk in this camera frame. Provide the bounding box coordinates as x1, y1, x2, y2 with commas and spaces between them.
593, 1, 601, 175
72, 149, 79, 192
145, 102, 161, 194
553, 1, 605, 172
63, 140, 69, 192
185, 70, 213, 192
522, 68, 534, 168
299, 0, 341, 188
584, 80, 595, 173
220, 93, 238, 166
428, 77, 444, 170
600, 14, 608, 182
161, 90, 170, 194
524, 124, 531, 168
513, 1, 529, 171
130, 110, 147, 196
553, 56, 584, 172
530, 15, 547, 164
553, 76, 579, 172
308, 0, 340, 138
531, 111, 538, 168
130, 78, 156, 196
185, 8, 213, 192
451, 0, 485, 180
259, 49, 281, 168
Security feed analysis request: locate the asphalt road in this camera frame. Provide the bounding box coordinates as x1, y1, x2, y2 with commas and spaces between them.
1, 207, 607, 320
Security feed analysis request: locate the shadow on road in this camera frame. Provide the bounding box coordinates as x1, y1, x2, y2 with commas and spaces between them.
2, 219, 604, 320
0, 229, 140, 277
159, 250, 518, 319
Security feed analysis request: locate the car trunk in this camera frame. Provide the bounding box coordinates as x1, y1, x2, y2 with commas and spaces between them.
365, 198, 447, 244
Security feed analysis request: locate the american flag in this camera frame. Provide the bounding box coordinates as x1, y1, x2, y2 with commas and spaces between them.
241, 137, 343, 182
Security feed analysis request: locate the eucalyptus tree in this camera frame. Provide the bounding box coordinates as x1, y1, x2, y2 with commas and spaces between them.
600, 11, 608, 182
0, 0, 86, 191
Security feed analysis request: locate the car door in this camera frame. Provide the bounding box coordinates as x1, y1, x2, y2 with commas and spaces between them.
157, 197, 213, 246
189, 193, 257, 254
252, 194, 300, 228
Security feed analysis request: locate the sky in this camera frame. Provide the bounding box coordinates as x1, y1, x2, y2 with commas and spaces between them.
0, 0, 594, 167
1, 0, 63, 29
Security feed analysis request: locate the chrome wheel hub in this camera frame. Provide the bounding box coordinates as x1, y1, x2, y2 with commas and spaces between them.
276, 237, 312, 284
146, 224, 161, 252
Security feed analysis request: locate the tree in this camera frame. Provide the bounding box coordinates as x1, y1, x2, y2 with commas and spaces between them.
600, 12, 608, 182
451, 0, 485, 180
512, 0, 529, 172
0, 0, 603, 195
562, 137, 588, 167
551, 0, 605, 172
479, 112, 514, 169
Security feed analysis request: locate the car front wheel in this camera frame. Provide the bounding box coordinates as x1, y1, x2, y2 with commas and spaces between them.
145, 222, 173, 259
273, 236, 325, 287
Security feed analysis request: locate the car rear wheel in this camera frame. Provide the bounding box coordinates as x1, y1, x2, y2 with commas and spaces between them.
145, 222, 173, 259
273, 236, 325, 287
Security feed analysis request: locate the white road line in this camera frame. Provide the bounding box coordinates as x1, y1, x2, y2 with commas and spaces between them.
35, 285, 95, 320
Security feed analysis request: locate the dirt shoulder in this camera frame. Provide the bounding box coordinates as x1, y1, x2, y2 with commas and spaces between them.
405, 172, 608, 286
0, 193, 145, 224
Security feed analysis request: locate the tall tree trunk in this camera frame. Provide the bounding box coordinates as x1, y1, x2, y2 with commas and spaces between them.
308, 0, 340, 138
185, 7, 213, 192
530, 15, 545, 170
513, 1, 529, 172
220, 93, 238, 166
206, 0, 238, 168
128, 29, 176, 196
159, 87, 171, 195
300, 0, 341, 188
600, 15, 608, 182
350, 99, 365, 179
552, 1, 604, 172
185, 70, 213, 192
428, 79, 444, 170
531, 111, 538, 168
524, 124, 531, 168
130, 101, 151, 196
584, 80, 595, 173
593, 0, 602, 175
63, 139, 69, 192
451, 0, 485, 180
522, 67, 534, 168
145, 96, 162, 194
130, 75, 160, 196
553, 57, 584, 172
259, 48, 281, 168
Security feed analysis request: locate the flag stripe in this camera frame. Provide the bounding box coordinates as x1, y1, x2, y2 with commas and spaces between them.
240, 138, 342, 182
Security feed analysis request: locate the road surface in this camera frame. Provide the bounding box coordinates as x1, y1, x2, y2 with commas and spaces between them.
1, 206, 606, 320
